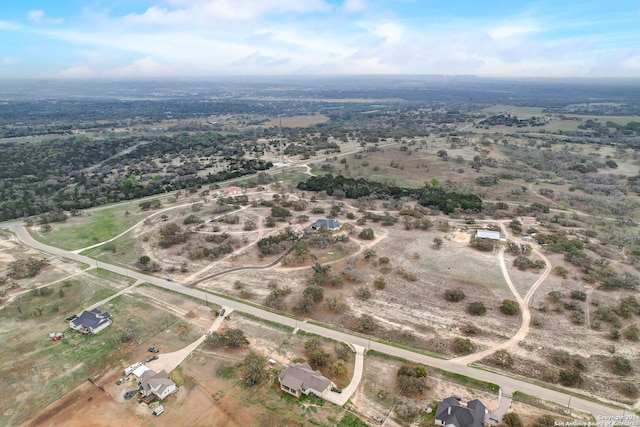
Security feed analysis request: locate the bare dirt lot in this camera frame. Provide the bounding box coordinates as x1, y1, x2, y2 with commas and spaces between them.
22, 380, 145, 427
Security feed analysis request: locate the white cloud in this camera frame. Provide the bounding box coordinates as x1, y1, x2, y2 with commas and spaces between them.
343, 0, 367, 12
358, 21, 405, 44
28, 10, 45, 23
57, 65, 94, 78
28, 9, 64, 25
2, 57, 19, 65
0, 20, 21, 31
489, 23, 541, 40
103, 57, 173, 77
233, 52, 290, 67
125, 0, 331, 25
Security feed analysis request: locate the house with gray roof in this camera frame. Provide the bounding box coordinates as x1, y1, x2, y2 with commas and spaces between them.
278, 362, 331, 398
68, 308, 112, 334
138, 368, 177, 400
435, 396, 486, 427
310, 219, 341, 232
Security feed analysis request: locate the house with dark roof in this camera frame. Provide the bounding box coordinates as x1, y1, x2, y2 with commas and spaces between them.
310, 219, 341, 232
68, 308, 112, 334
435, 396, 486, 427
278, 362, 331, 398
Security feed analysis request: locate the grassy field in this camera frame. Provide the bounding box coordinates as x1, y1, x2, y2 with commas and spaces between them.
34, 204, 148, 251
81, 236, 138, 266
0, 288, 197, 427
262, 113, 330, 128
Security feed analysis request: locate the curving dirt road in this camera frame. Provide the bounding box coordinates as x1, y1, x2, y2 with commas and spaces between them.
451, 218, 552, 366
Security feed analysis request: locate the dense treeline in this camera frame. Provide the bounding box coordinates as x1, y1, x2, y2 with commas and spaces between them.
0, 132, 272, 221
297, 174, 482, 214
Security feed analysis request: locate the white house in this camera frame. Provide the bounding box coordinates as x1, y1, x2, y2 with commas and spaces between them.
131, 363, 177, 400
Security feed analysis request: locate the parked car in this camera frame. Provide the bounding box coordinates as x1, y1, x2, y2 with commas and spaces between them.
219, 309, 225, 317
330, 386, 342, 393
65, 314, 77, 322
148, 347, 159, 353
166, 278, 173, 282
146, 355, 158, 363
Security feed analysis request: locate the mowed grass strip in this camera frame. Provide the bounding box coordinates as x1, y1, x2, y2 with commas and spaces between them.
35, 205, 148, 251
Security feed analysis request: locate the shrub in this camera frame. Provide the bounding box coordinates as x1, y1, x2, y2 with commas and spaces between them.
445, 288, 466, 302
467, 301, 487, 316
354, 285, 372, 300
358, 228, 375, 240
558, 369, 582, 386
623, 325, 639, 341
453, 337, 474, 354
492, 349, 514, 367
611, 355, 632, 376
500, 299, 520, 315
620, 382, 639, 397
354, 314, 377, 333
461, 323, 479, 335
373, 276, 386, 290
503, 413, 523, 427
570, 290, 587, 301
396, 363, 429, 396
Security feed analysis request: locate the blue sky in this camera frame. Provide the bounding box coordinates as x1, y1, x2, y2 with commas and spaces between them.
1, 0, 639, 78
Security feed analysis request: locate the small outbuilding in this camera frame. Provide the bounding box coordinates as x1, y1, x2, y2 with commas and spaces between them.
68, 308, 112, 334
475, 229, 503, 241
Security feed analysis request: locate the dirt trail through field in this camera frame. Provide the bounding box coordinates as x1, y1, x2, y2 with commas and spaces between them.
452, 222, 552, 365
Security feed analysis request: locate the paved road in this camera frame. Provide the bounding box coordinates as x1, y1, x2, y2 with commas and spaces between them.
9, 224, 633, 419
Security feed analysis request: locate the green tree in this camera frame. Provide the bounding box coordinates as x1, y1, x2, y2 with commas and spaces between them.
445, 288, 466, 302
205, 332, 226, 348
358, 228, 375, 240
373, 276, 386, 290
467, 301, 487, 316
433, 237, 443, 248
500, 299, 520, 315
271, 205, 292, 219
303, 285, 324, 302
330, 359, 348, 376
611, 355, 632, 376
304, 337, 323, 353
240, 351, 267, 385
453, 337, 474, 354
492, 349, 514, 367
533, 415, 556, 427
354, 314, 377, 333
396, 363, 429, 396
223, 328, 249, 348
503, 413, 523, 427
309, 349, 331, 366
